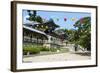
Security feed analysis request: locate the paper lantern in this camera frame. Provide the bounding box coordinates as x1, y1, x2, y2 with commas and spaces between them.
36, 25, 39, 27
46, 26, 48, 29
80, 19, 83, 24
41, 25, 43, 28
64, 18, 67, 21
71, 18, 76, 21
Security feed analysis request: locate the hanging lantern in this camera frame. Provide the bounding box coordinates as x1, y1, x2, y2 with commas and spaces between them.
41, 25, 43, 28
36, 25, 39, 27
46, 26, 48, 29
80, 19, 83, 24
64, 18, 67, 21
71, 18, 76, 21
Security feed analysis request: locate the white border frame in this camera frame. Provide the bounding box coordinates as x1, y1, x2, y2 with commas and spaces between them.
16, 3, 97, 70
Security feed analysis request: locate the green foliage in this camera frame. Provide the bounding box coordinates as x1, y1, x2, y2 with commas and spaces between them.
35, 16, 43, 23
78, 34, 90, 48
23, 45, 51, 55
73, 17, 91, 50
23, 44, 71, 55
50, 48, 57, 52
23, 46, 41, 54
66, 29, 77, 42
27, 10, 43, 23
63, 17, 91, 50
28, 15, 43, 23
40, 47, 50, 51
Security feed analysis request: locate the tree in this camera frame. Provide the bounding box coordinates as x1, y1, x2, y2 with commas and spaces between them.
27, 10, 43, 23
74, 17, 91, 51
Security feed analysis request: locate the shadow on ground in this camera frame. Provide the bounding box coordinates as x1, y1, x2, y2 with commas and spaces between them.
73, 52, 91, 56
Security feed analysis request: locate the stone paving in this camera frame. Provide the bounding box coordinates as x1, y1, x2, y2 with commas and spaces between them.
23, 52, 91, 63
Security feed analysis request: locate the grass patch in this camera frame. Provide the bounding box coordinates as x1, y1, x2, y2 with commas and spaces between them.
23, 45, 69, 55
23, 45, 50, 55
50, 48, 58, 52
23, 46, 41, 55
40, 47, 50, 51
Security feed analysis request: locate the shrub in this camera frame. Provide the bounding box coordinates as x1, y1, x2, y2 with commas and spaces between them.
31, 47, 40, 54
50, 48, 57, 52
40, 47, 50, 51
23, 46, 40, 55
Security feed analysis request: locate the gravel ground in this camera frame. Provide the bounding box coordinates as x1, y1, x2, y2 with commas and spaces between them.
23, 52, 91, 63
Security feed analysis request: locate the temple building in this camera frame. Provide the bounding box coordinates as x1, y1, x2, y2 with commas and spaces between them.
23, 19, 67, 49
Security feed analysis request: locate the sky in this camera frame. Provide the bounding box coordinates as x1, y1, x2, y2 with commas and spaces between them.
23, 10, 91, 30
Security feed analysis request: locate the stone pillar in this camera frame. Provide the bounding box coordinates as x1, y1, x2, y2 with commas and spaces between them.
43, 35, 51, 48
47, 35, 51, 43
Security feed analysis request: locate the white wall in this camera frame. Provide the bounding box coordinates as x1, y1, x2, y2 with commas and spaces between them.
0, 0, 99, 73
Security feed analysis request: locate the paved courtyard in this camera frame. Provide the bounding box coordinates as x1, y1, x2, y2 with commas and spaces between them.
23, 52, 91, 63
